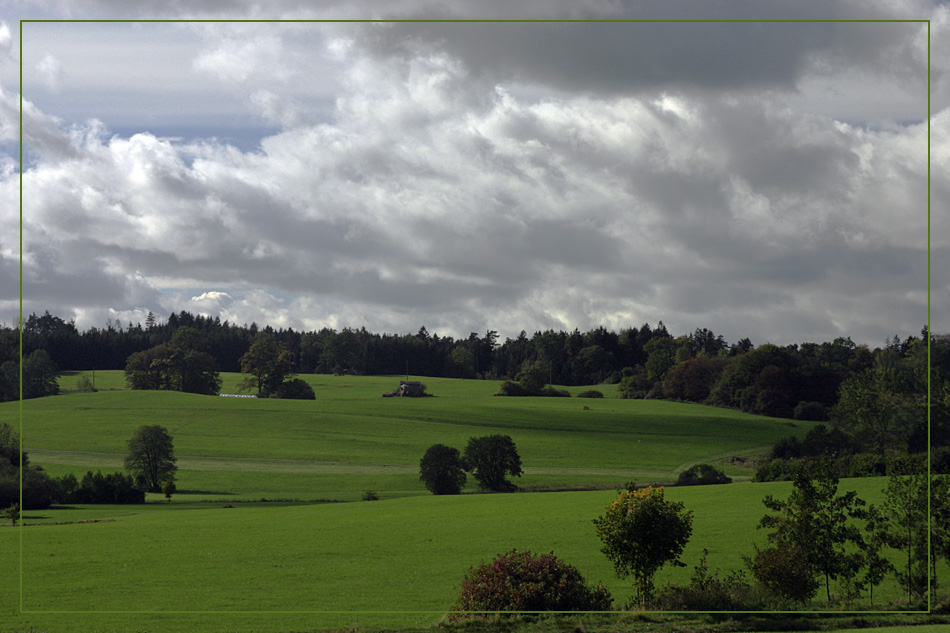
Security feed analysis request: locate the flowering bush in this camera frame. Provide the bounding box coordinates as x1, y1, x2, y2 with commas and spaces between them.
451, 549, 612, 616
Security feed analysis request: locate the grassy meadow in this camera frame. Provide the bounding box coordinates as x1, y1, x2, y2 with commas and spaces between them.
1, 372, 944, 633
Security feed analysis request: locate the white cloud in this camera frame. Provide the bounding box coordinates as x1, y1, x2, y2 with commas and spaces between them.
35, 53, 63, 90
192, 33, 292, 84
3, 13, 943, 344
249, 89, 305, 129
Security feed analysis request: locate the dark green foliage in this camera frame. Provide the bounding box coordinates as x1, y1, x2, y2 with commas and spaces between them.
270, 378, 315, 400
0, 464, 59, 510
747, 543, 819, 604
577, 390, 604, 398
0, 422, 59, 510
801, 424, 853, 458
756, 467, 868, 603
662, 357, 727, 403
463, 435, 522, 492
652, 549, 786, 611
238, 334, 295, 397
794, 400, 828, 421
361, 490, 379, 501
932, 446, 950, 475
0, 349, 60, 402
676, 464, 731, 486
498, 380, 529, 396
419, 444, 467, 495
932, 475, 950, 592
831, 366, 922, 460
707, 344, 804, 417
882, 464, 929, 602
538, 386, 570, 397
451, 549, 612, 615
162, 479, 176, 502
617, 366, 650, 399
124, 425, 177, 493
515, 362, 547, 394
3, 502, 19, 526
769, 436, 802, 460
64, 470, 145, 504
125, 327, 221, 395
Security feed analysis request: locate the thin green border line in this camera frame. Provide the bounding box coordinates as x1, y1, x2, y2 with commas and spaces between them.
926, 17, 932, 616
18, 16, 24, 618
17, 17, 933, 618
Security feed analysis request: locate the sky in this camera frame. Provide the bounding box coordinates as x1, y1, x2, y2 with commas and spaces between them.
1, 0, 948, 348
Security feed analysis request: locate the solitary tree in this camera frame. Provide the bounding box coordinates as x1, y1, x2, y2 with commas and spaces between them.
238, 334, 295, 397
463, 435, 522, 492
162, 479, 176, 503
419, 444, 467, 495
124, 425, 177, 493
593, 486, 693, 608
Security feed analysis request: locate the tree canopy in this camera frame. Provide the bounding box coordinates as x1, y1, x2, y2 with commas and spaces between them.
593, 486, 693, 607
125, 326, 220, 395
124, 425, 177, 493
462, 435, 523, 492
419, 444, 467, 495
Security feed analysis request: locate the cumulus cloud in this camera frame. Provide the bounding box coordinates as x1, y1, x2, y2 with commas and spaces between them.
4, 10, 944, 344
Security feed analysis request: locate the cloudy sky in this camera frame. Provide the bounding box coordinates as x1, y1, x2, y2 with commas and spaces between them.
2, 0, 948, 348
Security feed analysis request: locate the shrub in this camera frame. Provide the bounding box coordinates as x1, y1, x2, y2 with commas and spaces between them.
794, 400, 828, 421
270, 378, 316, 400
651, 549, 788, 611
3, 502, 19, 525
361, 490, 379, 501
539, 386, 570, 397
769, 436, 802, 461
499, 380, 529, 397
747, 543, 819, 604
676, 464, 732, 486
419, 444, 466, 495
451, 550, 612, 615
76, 375, 97, 393
577, 390, 604, 399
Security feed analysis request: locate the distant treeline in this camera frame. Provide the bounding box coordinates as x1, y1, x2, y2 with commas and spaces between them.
1, 311, 947, 423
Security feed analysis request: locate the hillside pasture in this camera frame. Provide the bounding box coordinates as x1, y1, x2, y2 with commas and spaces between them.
6, 373, 816, 500
3, 373, 923, 633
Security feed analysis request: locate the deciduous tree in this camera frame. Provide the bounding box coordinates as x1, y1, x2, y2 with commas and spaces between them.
124, 425, 177, 493
462, 435, 522, 492
756, 466, 867, 603
419, 444, 467, 495
593, 486, 693, 608
238, 334, 294, 397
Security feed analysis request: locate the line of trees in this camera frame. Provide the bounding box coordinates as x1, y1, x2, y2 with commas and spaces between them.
4, 312, 948, 440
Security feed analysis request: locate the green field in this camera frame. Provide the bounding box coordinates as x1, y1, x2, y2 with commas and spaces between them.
0, 373, 943, 633
19, 372, 809, 500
